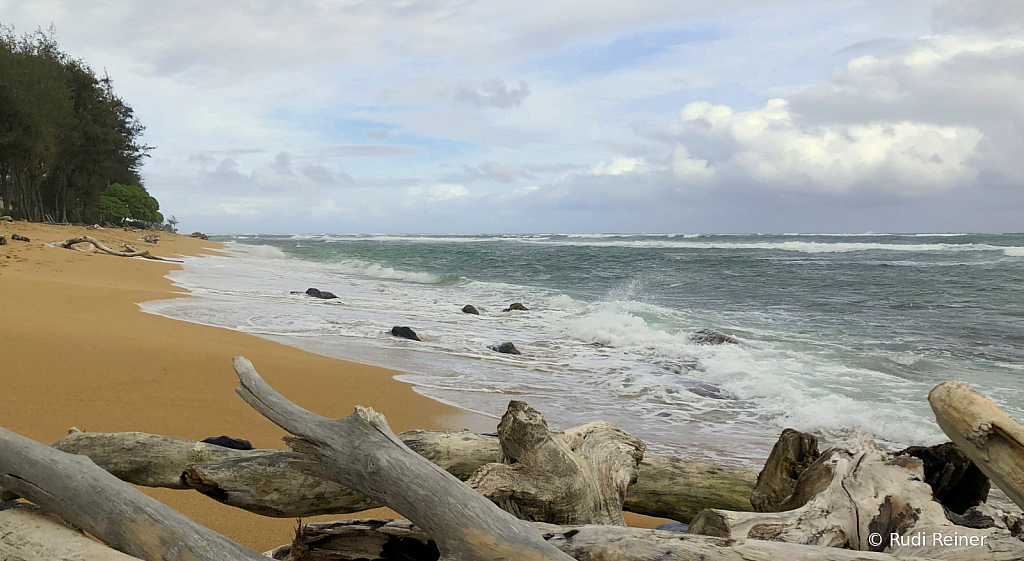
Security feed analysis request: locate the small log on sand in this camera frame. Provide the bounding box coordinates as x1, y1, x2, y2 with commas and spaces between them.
48, 235, 182, 262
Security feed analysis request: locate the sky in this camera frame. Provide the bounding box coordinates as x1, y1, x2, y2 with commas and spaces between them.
1, 0, 1022, 233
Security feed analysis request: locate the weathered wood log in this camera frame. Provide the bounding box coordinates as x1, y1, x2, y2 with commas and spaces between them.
929, 380, 1024, 512
47, 236, 182, 262
465, 400, 644, 525
266, 518, 944, 561
898, 441, 990, 515
0, 425, 270, 560
17, 426, 754, 522
687, 431, 1024, 559
0, 503, 141, 560
749, 428, 820, 512
231, 355, 576, 561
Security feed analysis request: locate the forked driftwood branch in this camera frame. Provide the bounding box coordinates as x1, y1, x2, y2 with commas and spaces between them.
230, 355, 576, 561
48, 235, 182, 262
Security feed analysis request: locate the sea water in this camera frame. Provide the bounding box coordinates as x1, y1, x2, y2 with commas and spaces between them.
141, 233, 1024, 466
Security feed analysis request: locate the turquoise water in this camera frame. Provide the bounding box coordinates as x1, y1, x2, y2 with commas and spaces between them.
145, 233, 1024, 464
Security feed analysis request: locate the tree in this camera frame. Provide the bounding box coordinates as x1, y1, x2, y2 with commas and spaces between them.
95, 183, 162, 225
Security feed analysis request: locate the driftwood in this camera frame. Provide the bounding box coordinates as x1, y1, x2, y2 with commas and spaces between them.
688, 431, 1024, 559
231, 355, 576, 560
0, 425, 270, 560
465, 400, 644, 525
19, 426, 754, 522
48, 235, 182, 262
929, 380, 1024, 512
266, 518, 945, 561
0, 503, 140, 560
749, 428, 820, 512
140, 234, 160, 244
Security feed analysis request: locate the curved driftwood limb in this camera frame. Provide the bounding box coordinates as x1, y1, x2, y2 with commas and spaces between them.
0, 503, 141, 560
266, 518, 941, 561
47, 236, 182, 262
231, 356, 576, 561
465, 400, 644, 525
929, 380, 1024, 512
18, 428, 754, 522
688, 431, 1024, 559
0, 425, 269, 561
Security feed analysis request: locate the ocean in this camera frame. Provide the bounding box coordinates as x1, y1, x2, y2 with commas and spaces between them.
141, 233, 1024, 466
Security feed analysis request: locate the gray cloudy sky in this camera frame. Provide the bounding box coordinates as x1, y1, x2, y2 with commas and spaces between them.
2, 0, 1022, 233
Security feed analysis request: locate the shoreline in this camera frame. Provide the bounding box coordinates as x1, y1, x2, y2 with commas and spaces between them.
0, 221, 666, 551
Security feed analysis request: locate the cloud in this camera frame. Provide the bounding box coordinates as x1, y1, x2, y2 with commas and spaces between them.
427, 183, 470, 200
322, 145, 424, 157
365, 128, 390, 140
301, 164, 354, 185
455, 79, 531, 108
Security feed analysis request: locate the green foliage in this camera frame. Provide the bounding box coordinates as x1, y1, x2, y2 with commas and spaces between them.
95, 194, 130, 224
101, 183, 162, 224
0, 24, 157, 224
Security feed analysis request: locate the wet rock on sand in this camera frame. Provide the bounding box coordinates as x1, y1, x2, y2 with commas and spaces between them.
0, 235, 6, 245
488, 342, 521, 355
690, 328, 738, 345
10, 234, 29, 242
391, 326, 421, 341
300, 287, 338, 299
462, 304, 480, 315
503, 302, 528, 312
201, 436, 254, 450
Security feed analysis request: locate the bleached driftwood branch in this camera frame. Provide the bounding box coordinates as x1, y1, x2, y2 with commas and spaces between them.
0, 504, 141, 560
48, 235, 182, 262
30, 425, 754, 522
230, 355, 576, 561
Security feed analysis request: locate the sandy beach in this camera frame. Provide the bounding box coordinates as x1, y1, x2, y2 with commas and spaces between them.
0, 221, 664, 552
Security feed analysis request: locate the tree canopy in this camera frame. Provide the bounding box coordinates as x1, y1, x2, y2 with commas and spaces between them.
0, 25, 157, 224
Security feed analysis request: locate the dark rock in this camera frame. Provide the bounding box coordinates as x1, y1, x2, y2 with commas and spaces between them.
488, 342, 521, 355
391, 326, 421, 341
462, 304, 480, 315
656, 521, 689, 532
0, 235, 6, 246
201, 435, 254, 450
751, 429, 822, 512
190, 231, 210, 240
502, 302, 528, 312
304, 287, 338, 299
10, 234, 29, 242
898, 441, 989, 514
690, 328, 739, 345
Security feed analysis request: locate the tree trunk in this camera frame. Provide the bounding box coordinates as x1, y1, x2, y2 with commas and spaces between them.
465, 400, 645, 526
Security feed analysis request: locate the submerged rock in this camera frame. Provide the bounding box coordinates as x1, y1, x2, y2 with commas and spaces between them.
503, 302, 528, 312
391, 326, 421, 341
202, 435, 254, 450
488, 342, 521, 355
690, 328, 739, 345
10, 234, 29, 242
304, 287, 338, 299
462, 304, 480, 315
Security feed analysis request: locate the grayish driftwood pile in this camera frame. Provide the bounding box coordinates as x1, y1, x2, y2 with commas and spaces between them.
2, 358, 1024, 561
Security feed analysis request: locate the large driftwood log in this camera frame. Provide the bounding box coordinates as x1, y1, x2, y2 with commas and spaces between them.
929, 380, 1024, 512
48, 236, 182, 262
465, 400, 645, 525
750, 428, 820, 512
0, 503, 141, 560
22, 427, 754, 522
266, 518, 943, 561
231, 356, 576, 561
688, 432, 1024, 559
0, 425, 270, 560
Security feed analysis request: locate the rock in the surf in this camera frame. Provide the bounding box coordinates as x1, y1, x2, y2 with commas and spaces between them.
304, 287, 338, 299
897, 441, 989, 514
503, 302, 528, 312
690, 328, 738, 345
10, 233, 29, 242
190, 231, 210, 240
462, 304, 480, 315
488, 342, 521, 355
201, 435, 254, 450
391, 326, 421, 341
